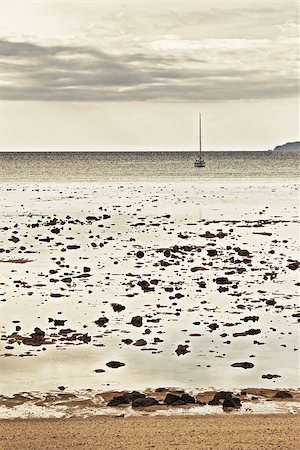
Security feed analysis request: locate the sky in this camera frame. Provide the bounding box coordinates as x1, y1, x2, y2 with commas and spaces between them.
0, 0, 299, 151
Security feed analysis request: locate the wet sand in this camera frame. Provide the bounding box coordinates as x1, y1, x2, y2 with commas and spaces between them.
1, 414, 299, 450
0, 181, 299, 396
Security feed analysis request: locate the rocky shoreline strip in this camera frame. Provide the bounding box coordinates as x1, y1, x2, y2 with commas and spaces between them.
0, 387, 299, 419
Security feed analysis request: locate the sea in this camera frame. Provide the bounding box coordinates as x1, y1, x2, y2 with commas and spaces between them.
0, 150, 299, 417
0, 150, 299, 182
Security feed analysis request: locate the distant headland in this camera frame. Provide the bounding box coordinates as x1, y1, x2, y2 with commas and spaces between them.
273, 141, 300, 152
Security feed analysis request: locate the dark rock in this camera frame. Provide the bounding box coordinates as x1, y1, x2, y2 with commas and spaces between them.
207, 249, 218, 257
200, 231, 216, 238
215, 277, 231, 285
122, 339, 133, 345
261, 374, 281, 379
208, 323, 219, 331
22, 327, 46, 346
233, 329, 261, 337
266, 299, 276, 306
175, 344, 190, 356
94, 369, 105, 373
242, 316, 259, 323
78, 333, 91, 344
106, 361, 126, 369
107, 395, 130, 406
181, 393, 195, 404
287, 261, 300, 270
95, 317, 109, 327
164, 393, 183, 405
218, 286, 229, 293
126, 391, 146, 401
235, 248, 251, 257
223, 397, 241, 410
273, 391, 293, 398
59, 328, 75, 335
9, 235, 20, 243
133, 339, 147, 346
111, 303, 125, 313
86, 216, 99, 221
213, 391, 233, 401
132, 397, 159, 408
231, 362, 254, 369
53, 319, 66, 326
131, 316, 143, 327
61, 277, 72, 284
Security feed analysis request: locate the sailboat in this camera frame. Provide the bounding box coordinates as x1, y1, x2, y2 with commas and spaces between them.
194, 113, 205, 167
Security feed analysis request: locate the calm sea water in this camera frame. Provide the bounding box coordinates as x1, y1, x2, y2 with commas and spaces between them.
0, 151, 299, 182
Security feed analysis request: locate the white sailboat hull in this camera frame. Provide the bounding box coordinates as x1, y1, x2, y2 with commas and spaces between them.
194, 158, 205, 167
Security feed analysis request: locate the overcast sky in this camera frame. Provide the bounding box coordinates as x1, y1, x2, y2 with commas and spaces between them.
0, 0, 298, 151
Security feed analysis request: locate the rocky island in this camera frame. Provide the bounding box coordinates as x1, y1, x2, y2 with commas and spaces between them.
273, 141, 300, 152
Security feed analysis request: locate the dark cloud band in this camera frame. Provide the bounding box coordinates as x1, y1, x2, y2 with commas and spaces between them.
0, 38, 297, 102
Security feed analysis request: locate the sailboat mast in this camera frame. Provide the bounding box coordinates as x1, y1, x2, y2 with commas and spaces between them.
199, 113, 202, 158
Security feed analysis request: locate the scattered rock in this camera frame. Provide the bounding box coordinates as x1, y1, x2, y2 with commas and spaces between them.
111, 303, 125, 313
223, 397, 241, 410
132, 397, 159, 408
106, 361, 126, 369
164, 393, 184, 405
261, 374, 281, 379
131, 316, 143, 327
231, 362, 254, 369
215, 277, 231, 285
208, 323, 219, 331
22, 328, 46, 346
107, 395, 130, 406
175, 344, 190, 356
133, 339, 147, 346
273, 391, 293, 398
181, 393, 195, 404
233, 329, 261, 337
122, 339, 133, 345
213, 391, 233, 401
95, 317, 109, 327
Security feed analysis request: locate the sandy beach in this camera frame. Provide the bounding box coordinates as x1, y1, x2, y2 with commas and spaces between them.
1, 414, 299, 450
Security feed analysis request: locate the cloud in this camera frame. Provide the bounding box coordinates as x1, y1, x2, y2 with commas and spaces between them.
0, 35, 298, 102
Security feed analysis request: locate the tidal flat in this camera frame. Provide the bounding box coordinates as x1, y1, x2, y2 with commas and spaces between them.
0, 178, 299, 418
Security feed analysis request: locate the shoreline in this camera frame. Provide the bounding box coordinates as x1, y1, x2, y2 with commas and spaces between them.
1, 387, 299, 420
1, 414, 299, 450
